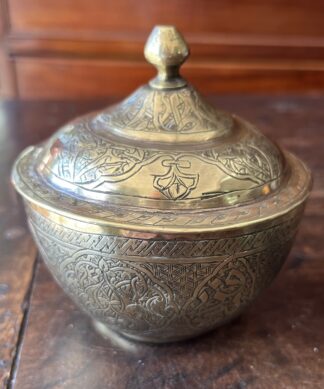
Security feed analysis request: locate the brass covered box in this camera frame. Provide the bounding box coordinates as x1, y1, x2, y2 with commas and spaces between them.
12, 26, 311, 343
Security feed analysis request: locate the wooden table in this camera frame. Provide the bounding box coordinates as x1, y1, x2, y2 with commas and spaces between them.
1, 96, 323, 389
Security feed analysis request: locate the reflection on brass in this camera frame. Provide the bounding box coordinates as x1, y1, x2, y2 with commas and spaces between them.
12, 25, 312, 343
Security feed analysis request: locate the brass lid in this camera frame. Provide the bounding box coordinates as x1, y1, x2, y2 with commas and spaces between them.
12, 26, 311, 232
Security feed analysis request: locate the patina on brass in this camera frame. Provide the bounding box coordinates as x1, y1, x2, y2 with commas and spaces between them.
12, 25, 312, 343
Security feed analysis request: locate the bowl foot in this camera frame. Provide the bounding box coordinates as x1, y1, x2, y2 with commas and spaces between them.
92, 319, 213, 344
92, 319, 172, 344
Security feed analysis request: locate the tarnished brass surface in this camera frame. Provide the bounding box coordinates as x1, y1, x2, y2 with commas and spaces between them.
12, 26, 312, 342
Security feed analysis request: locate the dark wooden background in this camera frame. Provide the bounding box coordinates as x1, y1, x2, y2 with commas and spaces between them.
2, 0, 324, 99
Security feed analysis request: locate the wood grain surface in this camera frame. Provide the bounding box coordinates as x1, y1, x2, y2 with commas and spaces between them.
0, 102, 37, 388
1, 96, 324, 388
15, 58, 324, 99
9, 0, 324, 36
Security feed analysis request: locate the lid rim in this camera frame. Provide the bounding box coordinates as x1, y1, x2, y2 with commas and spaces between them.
12, 147, 312, 234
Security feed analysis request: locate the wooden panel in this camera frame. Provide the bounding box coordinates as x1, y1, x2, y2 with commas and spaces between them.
0, 0, 16, 97
15, 58, 152, 99
8, 35, 324, 62
10, 95, 324, 388
15, 57, 324, 99
4, 0, 324, 98
8, 0, 324, 38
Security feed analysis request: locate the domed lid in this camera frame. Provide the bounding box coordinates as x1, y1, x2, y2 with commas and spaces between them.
12, 26, 311, 233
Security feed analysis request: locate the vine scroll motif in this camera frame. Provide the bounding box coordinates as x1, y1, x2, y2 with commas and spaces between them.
94, 86, 233, 134
16, 147, 307, 230
45, 122, 282, 200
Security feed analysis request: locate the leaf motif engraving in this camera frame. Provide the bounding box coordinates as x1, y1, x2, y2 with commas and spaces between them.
153, 158, 199, 200
43, 119, 282, 201
200, 140, 282, 185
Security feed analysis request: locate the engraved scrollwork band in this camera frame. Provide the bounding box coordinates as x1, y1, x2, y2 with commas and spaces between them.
27, 206, 302, 341
13, 147, 310, 233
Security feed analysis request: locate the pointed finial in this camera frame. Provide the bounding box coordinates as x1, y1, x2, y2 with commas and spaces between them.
144, 25, 189, 89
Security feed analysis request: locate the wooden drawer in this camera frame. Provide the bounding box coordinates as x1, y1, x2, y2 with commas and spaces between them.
15, 57, 324, 99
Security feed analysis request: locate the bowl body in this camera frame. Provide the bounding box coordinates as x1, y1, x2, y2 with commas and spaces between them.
25, 200, 304, 343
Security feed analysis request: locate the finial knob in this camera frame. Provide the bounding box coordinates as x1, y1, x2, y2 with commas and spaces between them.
144, 25, 189, 89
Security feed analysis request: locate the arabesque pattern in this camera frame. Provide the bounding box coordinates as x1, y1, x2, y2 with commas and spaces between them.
28, 207, 301, 341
